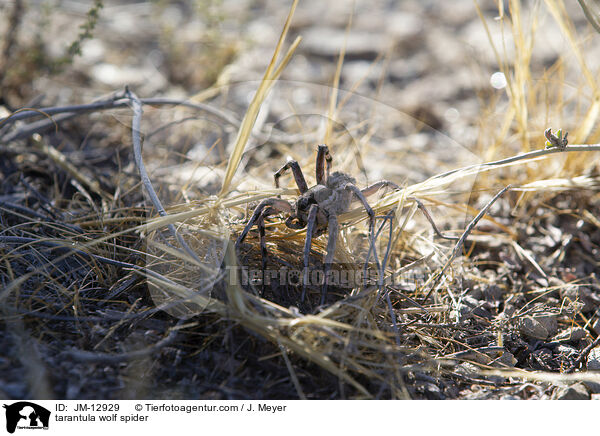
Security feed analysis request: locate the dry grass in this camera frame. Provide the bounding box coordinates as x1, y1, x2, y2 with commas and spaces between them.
1, 0, 600, 399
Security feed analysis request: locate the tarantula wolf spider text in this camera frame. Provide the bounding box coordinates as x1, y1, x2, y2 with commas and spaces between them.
235, 145, 401, 306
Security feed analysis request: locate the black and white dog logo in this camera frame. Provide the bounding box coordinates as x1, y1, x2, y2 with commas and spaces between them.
3, 402, 50, 434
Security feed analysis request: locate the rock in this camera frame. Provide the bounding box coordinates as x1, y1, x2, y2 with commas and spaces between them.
587, 347, 600, 371
518, 314, 557, 340
484, 284, 504, 302
90, 62, 167, 94
457, 295, 492, 320
519, 316, 547, 340
456, 362, 478, 376
582, 381, 600, 394
552, 383, 590, 400
494, 351, 517, 367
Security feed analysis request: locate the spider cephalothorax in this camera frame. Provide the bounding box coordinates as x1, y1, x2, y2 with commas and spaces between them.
285, 171, 357, 235
235, 145, 398, 306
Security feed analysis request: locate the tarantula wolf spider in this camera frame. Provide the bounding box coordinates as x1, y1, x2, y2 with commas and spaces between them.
235, 145, 400, 306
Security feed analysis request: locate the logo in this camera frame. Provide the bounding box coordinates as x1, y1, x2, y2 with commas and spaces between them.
3, 402, 50, 434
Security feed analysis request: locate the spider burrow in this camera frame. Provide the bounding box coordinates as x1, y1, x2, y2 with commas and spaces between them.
235, 144, 457, 306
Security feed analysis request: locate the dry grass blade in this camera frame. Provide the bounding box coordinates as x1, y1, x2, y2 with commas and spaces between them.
218, 0, 299, 197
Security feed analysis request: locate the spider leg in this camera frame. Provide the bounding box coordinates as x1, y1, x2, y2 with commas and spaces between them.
235, 198, 293, 247
236, 198, 293, 295
274, 160, 309, 193
345, 183, 378, 279
344, 183, 376, 231
361, 180, 400, 197
301, 204, 319, 303
256, 213, 268, 295
320, 214, 339, 306
361, 181, 458, 241
316, 144, 332, 185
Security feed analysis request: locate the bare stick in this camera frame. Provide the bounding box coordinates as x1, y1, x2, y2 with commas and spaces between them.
420, 185, 512, 303
1, 93, 313, 145
409, 197, 459, 241
126, 88, 201, 264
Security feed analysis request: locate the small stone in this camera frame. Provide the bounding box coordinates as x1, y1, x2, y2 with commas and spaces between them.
556, 344, 578, 357
456, 362, 478, 376
494, 351, 517, 367
582, 381, 600, 394
519, 316, 549, 340
587, 347, 600, 371
552, 383, 590, 400
519, 313, 558, 340
457, 295, 492, 320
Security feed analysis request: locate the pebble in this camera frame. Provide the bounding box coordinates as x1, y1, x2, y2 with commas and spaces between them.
552, 383, 590, 400
587, 347, 600, 371
518, 314, 557, 340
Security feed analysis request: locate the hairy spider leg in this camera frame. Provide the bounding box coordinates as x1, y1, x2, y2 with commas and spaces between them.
361, 180, 400, 197
274, 160, 309, 193
235, 198, 293, 247
344, 182, 379, 285
316, 144, 332, 185
236, 198, 293, 294
301, 204, 319, 303
248, 212, 268, 295
321, 215, 339, 306
344, 183, 376, 232
362, 181, 458, 241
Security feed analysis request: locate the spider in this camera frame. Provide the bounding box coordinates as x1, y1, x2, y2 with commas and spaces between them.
235, 145, 456, 306
236, 144, 398, 305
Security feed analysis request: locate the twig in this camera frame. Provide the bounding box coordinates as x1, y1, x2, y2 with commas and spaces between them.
124, 88, 202, 264
430, 145, 600, 183
421, 184, 512, 303
0, 93, 312, 144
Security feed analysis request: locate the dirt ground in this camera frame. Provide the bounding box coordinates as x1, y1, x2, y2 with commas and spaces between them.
1, 0, 600, 400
